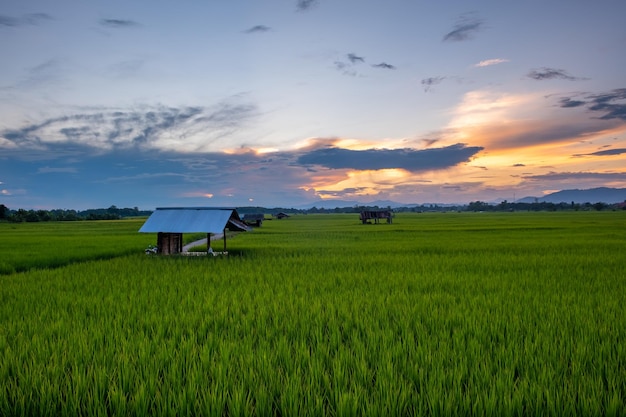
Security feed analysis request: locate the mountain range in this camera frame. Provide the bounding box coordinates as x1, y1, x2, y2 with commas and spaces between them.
515, 187, 626, 204
295, 188, 626, 209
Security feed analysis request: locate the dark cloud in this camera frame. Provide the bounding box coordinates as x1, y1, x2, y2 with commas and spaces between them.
99, 18, 140, 28
334, 61, 358, 77
443, 14, 483, 42
575, 148, 626, 157
421, 139, 439, 147
372, 62, 396, 70
421, 76, 445, 92
523, 171, 626, 181
527, 67, 585, 81
0, 13, 51, 27
586, 89, 626, 120
0, 15, 18, 27
513, 163, 526, 167
244, 25, 271, 33
347, 53, 365, 64
334, 53, 395, 76
23, 13, 52, 24
296, 0, 319, 12
559, 97, 586, 108
0, 139, 316, 208
558, 89, 626, 121
297, 143, 483, 172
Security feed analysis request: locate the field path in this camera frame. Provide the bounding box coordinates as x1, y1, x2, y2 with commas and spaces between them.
182, 233, 224, 252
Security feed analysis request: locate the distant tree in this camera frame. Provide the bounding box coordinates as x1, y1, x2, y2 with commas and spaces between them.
468, 201, 490, 211
36, 210, 51, 222
9, 208, 29, 223
25, 210, 40, 222
0, 204, 8, 220
593, 202, 607, 211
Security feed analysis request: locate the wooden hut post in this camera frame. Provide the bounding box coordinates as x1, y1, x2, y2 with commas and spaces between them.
223, 228, 227, 252
207, 233, 212, 254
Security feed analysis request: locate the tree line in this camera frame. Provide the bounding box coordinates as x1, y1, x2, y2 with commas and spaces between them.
464, 200, 624, 212
1, 199, 624, 223
0, 205, 152, 223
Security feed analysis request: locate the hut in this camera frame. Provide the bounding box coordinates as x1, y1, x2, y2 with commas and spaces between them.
139, 207, 250, 255
275, 212, 290, 219
359, 209, 393, 224
242, 213, 265, 227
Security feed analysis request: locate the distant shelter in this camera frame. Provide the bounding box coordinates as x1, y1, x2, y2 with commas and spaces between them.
359, 210, 393, 224
242, 213, 265, 227
139, 207, 250, 255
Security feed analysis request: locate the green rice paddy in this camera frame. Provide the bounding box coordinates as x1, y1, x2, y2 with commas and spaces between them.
1, 211, 625, 416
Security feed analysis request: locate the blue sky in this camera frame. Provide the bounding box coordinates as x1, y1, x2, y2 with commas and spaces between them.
1, 0, 625, 209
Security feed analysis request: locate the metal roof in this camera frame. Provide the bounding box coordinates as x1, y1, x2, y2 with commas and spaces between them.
139, 207, 248, 233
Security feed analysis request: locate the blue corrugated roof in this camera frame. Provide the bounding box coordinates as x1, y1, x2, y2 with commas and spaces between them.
139, 207, 243, 233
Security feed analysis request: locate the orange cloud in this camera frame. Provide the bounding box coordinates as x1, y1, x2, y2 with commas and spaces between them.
447, 90, 626, 151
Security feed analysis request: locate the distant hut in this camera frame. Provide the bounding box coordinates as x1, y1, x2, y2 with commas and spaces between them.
275, 212, 290, 219
139, 207, 250, 255
242, 213, 265, 227
359, 209, 393, 224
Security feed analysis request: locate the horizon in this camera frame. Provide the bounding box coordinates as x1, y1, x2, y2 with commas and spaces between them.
1, 1, 625, 210
3, 186, 625, 212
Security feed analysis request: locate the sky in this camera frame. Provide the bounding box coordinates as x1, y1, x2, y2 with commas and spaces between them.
1, 0, 625, 210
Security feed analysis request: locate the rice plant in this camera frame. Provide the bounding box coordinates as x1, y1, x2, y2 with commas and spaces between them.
0, 212, 624, 416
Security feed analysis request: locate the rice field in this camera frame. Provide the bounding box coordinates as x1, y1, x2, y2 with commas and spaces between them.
1, 211, 625, 416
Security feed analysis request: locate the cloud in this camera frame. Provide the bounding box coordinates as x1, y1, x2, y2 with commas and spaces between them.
334, 61, 358, 77
297, 143, 483, 172
447, 89, 626, 151
99, 18, 140, 28
522, 171, 626, 181
443, 14, 483, 42
37, 166, 78, 174
296, 0, 319, 12
11, 58, 68, 90
244, 25, 271, 33
0, 13, 51, 27
558, 98, 586, 108
107, 58, 146, 78
372, 62, 396, 70
347, 53, 365, 64
575, 148, 626, 157
475, 58, 509, 68
586, 89, 626, 120
559, 89, 626, 121
333, 53, 364, 76
0, 16, 18, 27
334, 53, 395, 75
527, 67, 586, 81
1, 99, 259, 155
421, 76, 445, 92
